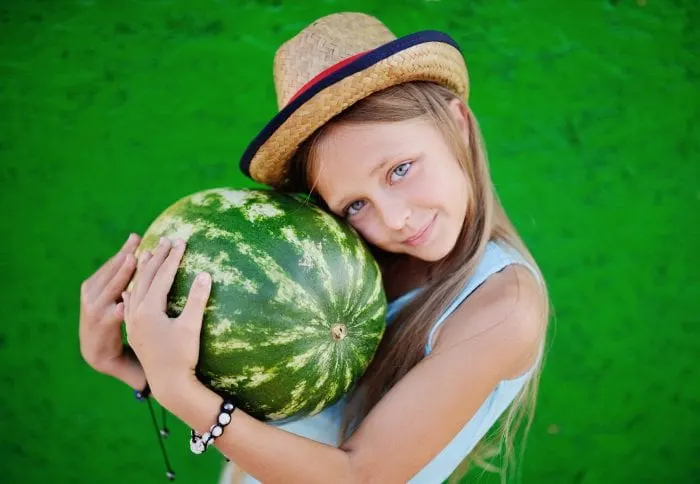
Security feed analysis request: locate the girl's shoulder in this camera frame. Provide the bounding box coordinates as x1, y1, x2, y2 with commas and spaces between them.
429, 263, 545, 380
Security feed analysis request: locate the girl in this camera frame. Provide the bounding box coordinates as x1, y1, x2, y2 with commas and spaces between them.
79, 12, 549, 484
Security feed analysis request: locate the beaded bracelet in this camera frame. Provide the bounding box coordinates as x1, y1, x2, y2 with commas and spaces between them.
189, 401, 236, 454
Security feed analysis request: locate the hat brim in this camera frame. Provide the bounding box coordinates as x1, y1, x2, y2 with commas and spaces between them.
240, 31, 469, 187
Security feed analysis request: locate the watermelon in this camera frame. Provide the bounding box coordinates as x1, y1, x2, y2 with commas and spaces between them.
131, 188, 387, 423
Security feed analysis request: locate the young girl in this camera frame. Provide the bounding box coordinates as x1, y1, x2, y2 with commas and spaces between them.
79, 12, 549, 484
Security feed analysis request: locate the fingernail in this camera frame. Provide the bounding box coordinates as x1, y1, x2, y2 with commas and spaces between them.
174, 238, 184, 248
197, 273, 210, 285
159, 237, 168, 246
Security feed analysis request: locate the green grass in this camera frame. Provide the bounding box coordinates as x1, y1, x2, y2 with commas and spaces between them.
1, 0, 698, 482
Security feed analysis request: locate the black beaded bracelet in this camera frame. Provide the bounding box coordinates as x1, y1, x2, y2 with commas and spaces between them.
189, 401, 236, 455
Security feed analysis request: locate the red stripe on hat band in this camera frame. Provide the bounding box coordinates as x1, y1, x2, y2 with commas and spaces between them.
286, 51, 370, 106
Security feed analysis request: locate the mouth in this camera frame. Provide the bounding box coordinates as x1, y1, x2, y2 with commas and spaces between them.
403, 214, 436, 246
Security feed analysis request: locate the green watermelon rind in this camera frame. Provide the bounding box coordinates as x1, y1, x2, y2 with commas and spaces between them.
135, 188, 387, 422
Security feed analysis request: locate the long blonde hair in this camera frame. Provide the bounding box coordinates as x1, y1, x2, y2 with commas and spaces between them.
286, 81, 550, 482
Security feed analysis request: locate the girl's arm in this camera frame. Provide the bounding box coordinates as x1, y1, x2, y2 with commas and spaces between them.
157, 265, 544, 484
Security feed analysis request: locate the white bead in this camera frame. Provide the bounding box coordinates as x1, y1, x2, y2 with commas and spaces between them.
223, 403, 234, 411
218, 412, 232, 425
212, 425, 223, 437
190, 439, 205, 454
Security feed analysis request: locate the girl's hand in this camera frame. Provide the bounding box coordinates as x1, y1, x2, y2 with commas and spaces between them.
79, 233, 140, 375
122, 237, 212, 401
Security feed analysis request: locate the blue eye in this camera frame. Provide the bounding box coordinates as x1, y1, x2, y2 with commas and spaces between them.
345, 200, 366, 217
390, 162, 412, 182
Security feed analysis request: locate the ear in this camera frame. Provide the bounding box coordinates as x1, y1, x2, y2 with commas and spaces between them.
447, 98, 470, 140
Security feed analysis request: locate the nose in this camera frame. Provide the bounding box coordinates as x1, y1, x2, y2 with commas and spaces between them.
375, 196, 410, 231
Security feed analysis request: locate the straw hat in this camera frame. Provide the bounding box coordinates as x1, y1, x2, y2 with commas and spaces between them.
239, 12, 469, 187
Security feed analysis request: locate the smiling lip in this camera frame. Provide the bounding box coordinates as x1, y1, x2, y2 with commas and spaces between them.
403, 214, 436, 246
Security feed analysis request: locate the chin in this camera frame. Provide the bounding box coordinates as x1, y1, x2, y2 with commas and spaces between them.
407, 239, 456, 262
414, 248, 450, 262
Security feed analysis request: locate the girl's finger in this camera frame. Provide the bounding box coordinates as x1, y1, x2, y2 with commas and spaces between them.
114, 301, 125, 319
91, 234, 140, 292
179, 272, 212, 326
127, 250, 150, 303
128, 250, 150, 294
132, 237, 172, 304
137, 250, 152, 270
122, 291, 132, 329
147, 239, 186, 310
98, 300, 124, 327
96, 253, 137, 308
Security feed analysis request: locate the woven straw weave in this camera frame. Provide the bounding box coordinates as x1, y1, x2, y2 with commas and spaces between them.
273, 13, 396, 109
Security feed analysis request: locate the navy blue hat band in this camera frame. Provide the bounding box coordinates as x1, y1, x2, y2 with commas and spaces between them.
239, 30, 461, 178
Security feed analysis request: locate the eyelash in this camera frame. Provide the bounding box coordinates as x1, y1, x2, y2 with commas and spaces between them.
343, 161, 413, 218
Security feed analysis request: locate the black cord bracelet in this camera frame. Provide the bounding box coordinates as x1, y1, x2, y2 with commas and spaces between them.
134, 382, 151, 401
123, 344, 174, 479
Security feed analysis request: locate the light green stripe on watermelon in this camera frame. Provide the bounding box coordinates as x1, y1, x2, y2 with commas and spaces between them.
134, 187, 387, 422
260, 325, 318, 347
183, 250, 259, 293
234, 241, 325, 319
279, 225, 336, 306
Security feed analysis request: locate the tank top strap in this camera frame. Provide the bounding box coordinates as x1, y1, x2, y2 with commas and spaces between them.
424, 240, 540, 355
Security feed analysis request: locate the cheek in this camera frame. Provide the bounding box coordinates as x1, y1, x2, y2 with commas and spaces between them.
449, 174, 468, 207
349, 216, 386, 246
441, 165, 469, 210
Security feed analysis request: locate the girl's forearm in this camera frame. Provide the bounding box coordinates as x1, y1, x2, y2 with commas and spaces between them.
160, 382, 356, 484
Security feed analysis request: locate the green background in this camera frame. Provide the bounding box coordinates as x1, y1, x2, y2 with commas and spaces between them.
1, 0, 698, 482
